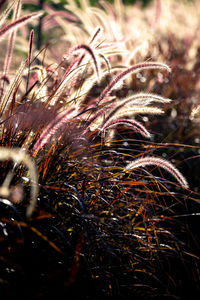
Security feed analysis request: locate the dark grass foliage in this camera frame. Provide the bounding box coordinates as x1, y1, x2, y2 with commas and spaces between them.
0, 1, 200, 299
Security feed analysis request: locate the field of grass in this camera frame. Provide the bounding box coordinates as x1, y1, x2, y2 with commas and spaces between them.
0, 0, 200, 299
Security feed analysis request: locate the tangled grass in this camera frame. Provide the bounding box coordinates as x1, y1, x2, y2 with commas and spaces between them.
0, 1, 199, 299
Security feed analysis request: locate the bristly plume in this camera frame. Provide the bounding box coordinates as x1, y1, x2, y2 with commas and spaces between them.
3, 0, 22, 80
0, 0, 21, 98
28, 29, 34, 66
152, 0, 162, 28
26, 29, 34, 92
106, 106, 164, 121
102, 93, 171, 127
0, 11, 43, 42
124, 156, 189, 189
29, 65, 48, 102
0, 59, 27, 114
101, 118, 151, 138
98, 62, 171, 104
99, 52, 111, 73
43, 10, 79, 24
0, 0, 15, 28
89, 26, 102, 45
120, 92, 172, 106
48, 61, 86, 106
70, 44, 101, 80
32, 108, 77, 156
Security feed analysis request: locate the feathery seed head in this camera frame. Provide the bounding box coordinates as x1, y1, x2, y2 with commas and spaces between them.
124, 156, 188, 189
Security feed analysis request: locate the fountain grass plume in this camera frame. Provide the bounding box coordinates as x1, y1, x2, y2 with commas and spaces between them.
124, 156, 189, 189
102, 106, 164, 128
26, 29, 34, 92
101, 118, 151, 138
101, 92, 171, 128
0, 1, 197, 299
3, 0, 22, 76
32, 108, 77, 156
0, 0, 16, 28
0, 11, 43, 42
70, 44, 101, 81
98, 62, 171, 104
89, 26, 102, 44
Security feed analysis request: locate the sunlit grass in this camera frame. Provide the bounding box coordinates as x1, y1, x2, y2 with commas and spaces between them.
0, 1, 199, 299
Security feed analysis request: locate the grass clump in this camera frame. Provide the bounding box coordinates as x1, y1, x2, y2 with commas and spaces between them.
0, 1, 199, 299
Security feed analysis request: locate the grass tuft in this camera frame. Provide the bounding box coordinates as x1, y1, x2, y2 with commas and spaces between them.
0, 1, 199, 299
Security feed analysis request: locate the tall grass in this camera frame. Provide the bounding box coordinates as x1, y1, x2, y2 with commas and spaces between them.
0, 1, 199, 299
